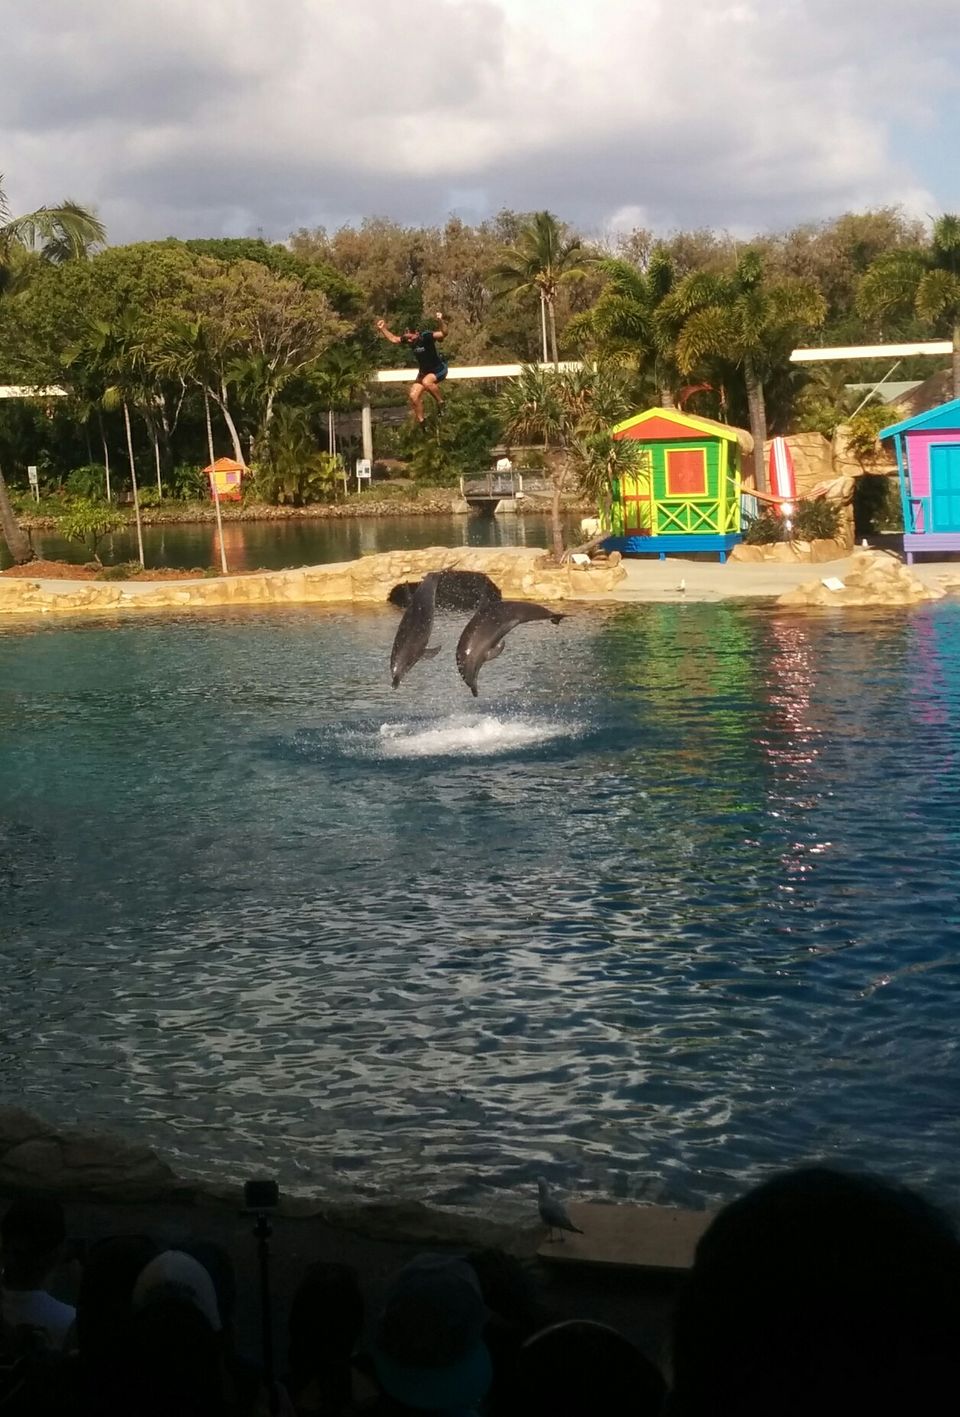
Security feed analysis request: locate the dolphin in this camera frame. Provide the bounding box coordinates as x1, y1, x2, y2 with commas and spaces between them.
456, 599, 566, 696
390, 572, 442, 688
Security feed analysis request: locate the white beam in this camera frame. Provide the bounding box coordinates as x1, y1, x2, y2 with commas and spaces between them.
374, 361, 582, 383
790, 342, 951, 363
0, 385, 69, 398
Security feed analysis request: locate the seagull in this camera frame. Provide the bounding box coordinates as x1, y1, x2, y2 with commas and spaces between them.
537, 1176, 584, 1242
677, 577, 686, 594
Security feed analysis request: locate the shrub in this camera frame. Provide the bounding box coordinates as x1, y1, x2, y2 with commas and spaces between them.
845, 406, 892, 461
97, 561, 143, 580
136, 486, 162, 509
171, 464, 208, 501
744, 512, 784, 545
793, 499, 840, 541
65, 464, 109, 501
854, 474, 904, 536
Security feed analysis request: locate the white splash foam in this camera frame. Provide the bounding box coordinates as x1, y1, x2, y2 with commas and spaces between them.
371, 714, 580, 760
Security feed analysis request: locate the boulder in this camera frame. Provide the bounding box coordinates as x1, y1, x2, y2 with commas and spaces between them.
777, 549, 944, 608
0, 1106, 177, 1201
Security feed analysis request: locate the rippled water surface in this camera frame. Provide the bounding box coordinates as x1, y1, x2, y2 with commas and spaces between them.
2, 601, 960, 1215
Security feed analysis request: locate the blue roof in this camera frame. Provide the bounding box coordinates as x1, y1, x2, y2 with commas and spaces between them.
880, 396, 960, 440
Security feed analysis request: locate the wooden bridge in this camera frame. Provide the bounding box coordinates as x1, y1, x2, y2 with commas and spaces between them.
459, 472, 552, 514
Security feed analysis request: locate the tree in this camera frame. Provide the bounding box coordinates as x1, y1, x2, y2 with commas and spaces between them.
570, 248, 679, 405
0, 175, 105, 292
0, 176, 105, 563
660, 249, 826, 489
489, 211, 594, 366
498, 363, 634, 559
56, 500, 123, 564
858, 215, 960, 398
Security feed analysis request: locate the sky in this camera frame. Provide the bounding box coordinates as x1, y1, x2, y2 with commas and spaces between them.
2, 0, 958, 247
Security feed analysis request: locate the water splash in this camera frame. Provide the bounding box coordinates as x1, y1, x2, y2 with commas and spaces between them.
369, 713, 582, 760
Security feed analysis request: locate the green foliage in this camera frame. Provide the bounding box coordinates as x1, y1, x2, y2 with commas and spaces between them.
64, 463, 108, 499
171, 463, 208, 501
56, 498, 123, 560
98, 560, 143, 580
136, 485, 162, 508
744, 512, 785, 545
793, 498, 840, 540
182, 238, 363, 317
845, 405, 892, 459
252, 406, 343, 505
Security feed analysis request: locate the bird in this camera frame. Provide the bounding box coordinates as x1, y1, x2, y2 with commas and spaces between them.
537, 1176, 584, 1242
677, 577, 686, 594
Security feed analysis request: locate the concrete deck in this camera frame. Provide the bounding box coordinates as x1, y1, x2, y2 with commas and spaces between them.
537, 1202, 715, 1273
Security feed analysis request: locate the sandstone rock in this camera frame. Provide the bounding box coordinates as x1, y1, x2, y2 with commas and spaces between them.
0, 1106, 177, 1201
777, 549, 945, 608
0, 548, 625, 619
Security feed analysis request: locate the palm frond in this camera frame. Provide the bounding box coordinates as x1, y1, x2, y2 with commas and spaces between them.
916, 268, 960, 324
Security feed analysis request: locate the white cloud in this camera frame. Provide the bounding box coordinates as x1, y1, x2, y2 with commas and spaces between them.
0, 0, 955, 243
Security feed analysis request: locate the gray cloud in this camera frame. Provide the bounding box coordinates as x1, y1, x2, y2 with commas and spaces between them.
1, 0, 954, 244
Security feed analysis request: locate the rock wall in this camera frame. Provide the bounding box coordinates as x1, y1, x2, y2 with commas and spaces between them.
730, 538, 849, 565
777, 548, 944, 608
0, 1106, 177, 1202
0, 547, 626, 620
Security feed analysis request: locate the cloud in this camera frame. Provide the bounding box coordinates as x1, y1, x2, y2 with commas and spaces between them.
0, 0, 955, 244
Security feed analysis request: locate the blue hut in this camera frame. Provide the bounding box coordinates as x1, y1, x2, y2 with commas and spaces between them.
880, 397, 960, 563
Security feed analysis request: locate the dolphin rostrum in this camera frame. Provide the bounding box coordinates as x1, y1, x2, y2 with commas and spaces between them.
390, 572, 442, 688
456, 599, 566, 696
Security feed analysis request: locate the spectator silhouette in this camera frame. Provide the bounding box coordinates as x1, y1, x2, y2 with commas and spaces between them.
507, 1319, 665, 1417
669, 1165, 960, 1417
0, 1197, 75, 1352
287, 1261, 369, 1415
369, 1254, 492, 1415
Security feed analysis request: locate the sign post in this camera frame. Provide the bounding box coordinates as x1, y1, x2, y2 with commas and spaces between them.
27, 466, 39, 503
356, 458, 372, 495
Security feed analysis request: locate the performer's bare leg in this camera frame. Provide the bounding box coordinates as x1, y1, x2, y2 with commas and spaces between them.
408, 381, 426, 425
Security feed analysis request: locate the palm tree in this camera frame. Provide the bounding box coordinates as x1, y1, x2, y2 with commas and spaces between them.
498, 363, 634, 560
858, 214, 960, 398
0, 176, 105, 563
660, 249, 826, 489
569, 248, 680, 406
489, 212, 594, 367
311, 345, 372, 466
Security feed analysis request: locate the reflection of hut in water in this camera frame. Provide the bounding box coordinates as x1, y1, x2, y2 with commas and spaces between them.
204, 457, 246, 502
603, 409, 751, 562
880, 397, 960, 563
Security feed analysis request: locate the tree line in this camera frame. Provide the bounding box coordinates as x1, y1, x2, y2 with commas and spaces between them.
1, 173, 959, 565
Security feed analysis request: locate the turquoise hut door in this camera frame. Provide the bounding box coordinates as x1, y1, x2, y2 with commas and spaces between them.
930, 446, 960, 530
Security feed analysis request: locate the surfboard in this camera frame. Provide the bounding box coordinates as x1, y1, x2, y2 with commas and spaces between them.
768, 436, 797, 515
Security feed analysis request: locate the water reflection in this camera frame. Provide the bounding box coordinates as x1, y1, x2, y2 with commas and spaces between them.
3, 511, 569, 571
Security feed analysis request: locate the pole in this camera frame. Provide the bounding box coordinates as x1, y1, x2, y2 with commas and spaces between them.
254, 1211, 277, 1415
122, 401, 145, 569
204, 390, 229, 576
361, 397, 373, 465
539, 291, 549, 365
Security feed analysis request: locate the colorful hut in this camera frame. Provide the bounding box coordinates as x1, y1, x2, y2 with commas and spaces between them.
880, 398, 960, 563
203, 457, 246, 502
603, 409, 751, 562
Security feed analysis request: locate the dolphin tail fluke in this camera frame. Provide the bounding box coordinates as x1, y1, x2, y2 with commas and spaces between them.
470, 683, 479, 698
422, 645, 442, 659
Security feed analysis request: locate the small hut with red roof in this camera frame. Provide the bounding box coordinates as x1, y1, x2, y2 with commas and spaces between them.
203, 457, 246, 502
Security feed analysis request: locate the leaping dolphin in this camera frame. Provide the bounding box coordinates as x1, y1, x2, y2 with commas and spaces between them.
390, 572, 442, 688
456, 599, 566, 696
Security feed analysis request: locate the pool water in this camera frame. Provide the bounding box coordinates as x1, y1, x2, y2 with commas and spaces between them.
1, 599, 959, 1216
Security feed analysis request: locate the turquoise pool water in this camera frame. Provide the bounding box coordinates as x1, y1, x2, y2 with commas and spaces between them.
1, 600, 959, 1214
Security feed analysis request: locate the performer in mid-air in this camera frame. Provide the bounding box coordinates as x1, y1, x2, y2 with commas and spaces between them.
376, 313, 448, 428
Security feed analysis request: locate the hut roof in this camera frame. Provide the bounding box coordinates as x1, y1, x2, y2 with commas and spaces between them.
886, 368, 952, 421
612, 407, 754, 455
203, 457, 246, 473
880, 395, 960, 441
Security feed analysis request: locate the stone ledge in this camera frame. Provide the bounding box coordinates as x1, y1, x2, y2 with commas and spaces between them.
0, 547, 626, 619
